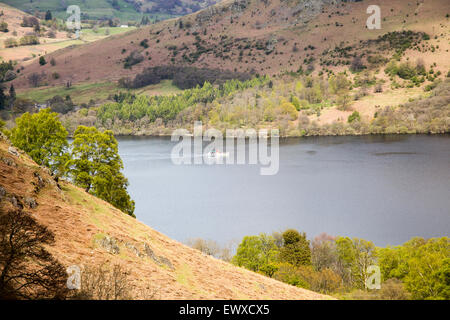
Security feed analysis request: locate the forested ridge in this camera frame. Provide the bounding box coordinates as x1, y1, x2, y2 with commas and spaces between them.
59, 73, 450, 137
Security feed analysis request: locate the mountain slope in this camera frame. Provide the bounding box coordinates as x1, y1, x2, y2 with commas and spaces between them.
0, 134, 331, 299
133, 0, 219, 16
12, 0, 450, 89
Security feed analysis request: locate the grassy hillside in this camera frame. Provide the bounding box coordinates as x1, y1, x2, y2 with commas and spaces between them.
0, 3, 136, 62
16, 79, 181, 105
10, 0, 450, 90
2, 0, 145, 22
0, 133, 331, 299
2, 0, 218, 22
4, 0, 448, 137
0, 2, 72, 60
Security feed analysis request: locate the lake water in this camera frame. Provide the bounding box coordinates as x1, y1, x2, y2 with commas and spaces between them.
118, 134, 450, 247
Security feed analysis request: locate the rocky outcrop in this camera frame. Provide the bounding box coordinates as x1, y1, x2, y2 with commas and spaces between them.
125, 242, 145, 258
1, 156, 16, 167
8, 146, 20, 157
3, 70, 17, 82
95, 235, 174, 270
144, 243, 174, 269
32, 171, 46, 193
24, 196, 38, 209
0, 186, 6, 201
97, 236, 120, 255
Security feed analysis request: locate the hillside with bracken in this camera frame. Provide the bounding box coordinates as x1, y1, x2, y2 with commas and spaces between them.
10, 0, 450, 89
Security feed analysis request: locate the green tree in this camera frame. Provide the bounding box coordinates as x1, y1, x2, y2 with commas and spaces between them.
329, 73, 352, 110
39, 56, 46, 66
6, 84, 16, 108
9, 84, 15, 100
0, 84, 5, 110
232, 233, 279, 277
45, 10, 52, 21
311, 233, 338, 271
335, 237, 377, 289
337, 92, 352, 111
377, 237, 449, 299
280, 229, 311, 266
348, 111, 361, 123
0, 21, 8, 33
68, 126, 135, 217
329, 73, 350, 94
10, 109, 69, 175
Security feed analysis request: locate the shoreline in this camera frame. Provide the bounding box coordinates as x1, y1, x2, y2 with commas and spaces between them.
68, 131, 450, 139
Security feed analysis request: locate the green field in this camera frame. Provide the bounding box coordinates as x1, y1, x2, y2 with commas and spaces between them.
18, 80, 182, 105
79, 26, 137, 41
1, 0, 157, 23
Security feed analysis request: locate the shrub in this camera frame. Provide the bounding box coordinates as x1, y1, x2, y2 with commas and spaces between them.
374, 83, 383, 93
298, 266, 342, 294
291, 96, 301, 110
397, 63, 416, 79
19, 35, 39, 46
70, 262, 142, 300
140, 39, 149, 48
377, 278, 411, 300
0, 21, 8, 32
79, 108, 89, 117
350, 56, 365, 72
415, 59, 426, 75
124, 51, 144, 68
273, 263, 309, 287
4, 38, 18, 48
348, 111, 361, 123
384, 60, 398, 77
277, 101, 298, 120
49, 95, 74, 114
27, 72, 45, 87
21, 16, 39, 28
424, 79, 442, 92
46, 30, 56, 38
337, 93, 352, 111
39, 56, 47, 66
367, 55, 388, 66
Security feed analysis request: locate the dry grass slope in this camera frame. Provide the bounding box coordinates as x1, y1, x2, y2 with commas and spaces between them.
0, 135, 332, 299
